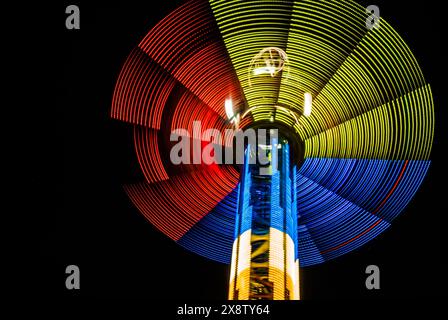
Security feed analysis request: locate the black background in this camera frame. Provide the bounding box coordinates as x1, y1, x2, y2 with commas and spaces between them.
35, 0, 444, 304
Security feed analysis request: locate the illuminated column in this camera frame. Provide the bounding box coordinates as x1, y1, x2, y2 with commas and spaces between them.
229, 133, 300, 300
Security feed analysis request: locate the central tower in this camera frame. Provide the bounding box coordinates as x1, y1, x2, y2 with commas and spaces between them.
229, 130, 300, 300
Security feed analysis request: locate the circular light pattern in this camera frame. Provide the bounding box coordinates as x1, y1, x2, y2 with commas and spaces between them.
111, 0, 434, 266
249, 47, 289, 84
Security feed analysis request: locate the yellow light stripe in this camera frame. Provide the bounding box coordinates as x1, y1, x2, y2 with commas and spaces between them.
209, 0, 433, 163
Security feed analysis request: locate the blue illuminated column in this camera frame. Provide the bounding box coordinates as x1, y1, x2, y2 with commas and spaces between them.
229, 134, 300, 300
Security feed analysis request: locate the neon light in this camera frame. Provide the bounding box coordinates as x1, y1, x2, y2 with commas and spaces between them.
303, 92, 312, 117
225, 98, 234, 120
253, 66, 277, 76
111, 0, 434, 269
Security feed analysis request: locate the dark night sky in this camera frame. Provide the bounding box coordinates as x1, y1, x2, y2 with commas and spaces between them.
35, 0, 444, 305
